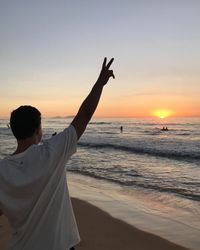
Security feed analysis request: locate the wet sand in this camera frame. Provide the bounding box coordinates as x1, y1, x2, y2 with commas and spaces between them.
72, 198, 189, 250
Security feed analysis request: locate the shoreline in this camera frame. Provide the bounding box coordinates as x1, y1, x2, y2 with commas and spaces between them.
67, 173, 200, 250
0, 198, 189, 250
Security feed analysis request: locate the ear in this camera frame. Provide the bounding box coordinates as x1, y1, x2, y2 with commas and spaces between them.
35, 125, 41, 135
35, 125, 42, 142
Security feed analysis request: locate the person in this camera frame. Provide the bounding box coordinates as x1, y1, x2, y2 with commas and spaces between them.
161, 127, 168, 131
0, 57, 115, 250
120, 126, 123, 133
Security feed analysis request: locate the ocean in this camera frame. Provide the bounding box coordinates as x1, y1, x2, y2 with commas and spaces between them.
0, 117, 200, 249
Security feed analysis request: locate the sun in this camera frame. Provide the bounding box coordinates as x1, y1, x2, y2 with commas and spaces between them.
152, 109, 172, 119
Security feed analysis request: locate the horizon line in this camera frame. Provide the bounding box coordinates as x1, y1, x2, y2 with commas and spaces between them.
0, 115, 200, 119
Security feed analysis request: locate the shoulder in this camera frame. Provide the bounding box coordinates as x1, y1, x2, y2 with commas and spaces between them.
41, 125, 78, 159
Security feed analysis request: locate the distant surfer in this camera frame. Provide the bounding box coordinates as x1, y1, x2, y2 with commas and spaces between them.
120, 126, 123, 133
161, 127, 168, 131
52, 132, 57, 136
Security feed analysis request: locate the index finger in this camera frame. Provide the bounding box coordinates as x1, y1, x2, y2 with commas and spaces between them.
106, 58, 114, 69
102, 57, 107, 69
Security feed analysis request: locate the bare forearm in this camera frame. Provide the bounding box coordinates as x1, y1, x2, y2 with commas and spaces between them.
76, 81, 104, 122
71, 57, 114, 139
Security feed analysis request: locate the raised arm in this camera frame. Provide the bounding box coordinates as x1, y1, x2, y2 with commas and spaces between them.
71, 57, 115, 140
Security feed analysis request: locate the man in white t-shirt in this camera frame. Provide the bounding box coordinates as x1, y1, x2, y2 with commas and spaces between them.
0, 58, 115, 250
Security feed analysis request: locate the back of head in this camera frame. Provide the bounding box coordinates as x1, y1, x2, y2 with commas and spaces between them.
10, 106, 41, 140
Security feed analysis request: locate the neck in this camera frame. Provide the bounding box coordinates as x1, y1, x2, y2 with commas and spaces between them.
13, 137, 37, 155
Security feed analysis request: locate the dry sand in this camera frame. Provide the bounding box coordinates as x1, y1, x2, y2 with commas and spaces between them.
0, 215, 11, 250
0, 197, 189, 250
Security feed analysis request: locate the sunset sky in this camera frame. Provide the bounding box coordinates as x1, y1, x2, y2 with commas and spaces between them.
0, 0, 200, 118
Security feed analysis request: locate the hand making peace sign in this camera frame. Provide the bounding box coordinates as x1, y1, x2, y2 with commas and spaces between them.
97, 57, 115, 86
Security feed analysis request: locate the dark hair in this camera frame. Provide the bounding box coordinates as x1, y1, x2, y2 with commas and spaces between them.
10, 106, 41, 140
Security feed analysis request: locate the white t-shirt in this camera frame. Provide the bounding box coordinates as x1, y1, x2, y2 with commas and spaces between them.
0, 125, 80, 250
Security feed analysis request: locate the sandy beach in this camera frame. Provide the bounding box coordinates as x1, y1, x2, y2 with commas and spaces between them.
0, 215, 11, 250
72, 198, 189, 250
0, 197, 189, 250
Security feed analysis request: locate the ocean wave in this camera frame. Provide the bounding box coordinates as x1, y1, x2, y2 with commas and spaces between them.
68, 169, 200, 201
78, 142, 200, 162
89, 122, 113, 125
98, 131, 117, 134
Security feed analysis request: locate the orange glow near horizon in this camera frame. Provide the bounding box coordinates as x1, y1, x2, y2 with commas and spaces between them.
1, 105, 200, 119
152, 109, 173, 119
0, 96, 199, 118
